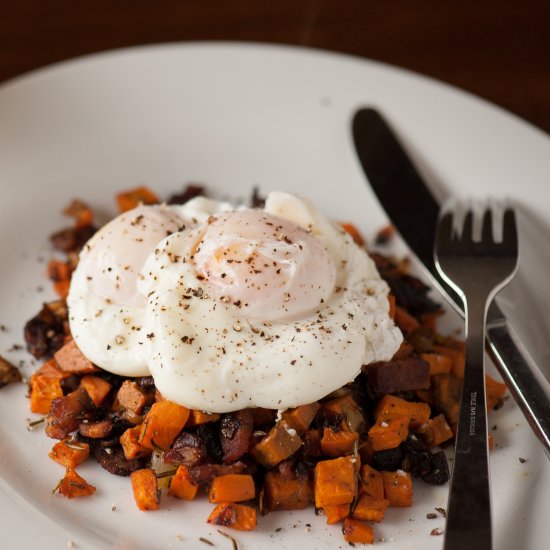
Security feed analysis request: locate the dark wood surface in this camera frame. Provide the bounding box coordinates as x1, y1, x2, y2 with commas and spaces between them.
1, 1, 549, 133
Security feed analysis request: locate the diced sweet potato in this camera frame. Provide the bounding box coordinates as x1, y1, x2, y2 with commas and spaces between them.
57, 468, 96, 499
209, 474, 255, 503
340, 222, 365, 246
54, 339, 98, 373
382, 470, 413, 507
432, 345, 465, 378
314, 456, 357, 508
352, 495, 389, 523
368, 415, 409, 452
186, 410, 221, 427
431, 373, 461, 425
281, 402, 320, 433
394, 306, 420, 335
207, 502, 257, 531
319, 394, 365, 432
251, 420, 302, 468
486, 374, 507, 410
80, 375, 112, 406
47, 260, 72, 299
417, 414, 454, 448
29, 373, 63, 414
262, 467, 310, 512
321, 427, 359, 457
169, 465, 199, 500
120, 425, 152, 460
49, 440, 90, 468
116, 186, 159, 212
421, 353, 453, 375
388, 294, 396, 320
131, 468, 160, 511
374, 395, 431, 430
323, 503, 349, 524
63, 199, 94, 228
342, 518, 374, 544
366, 357, 430, 396
359, 464, 384, 500
139, 400, 190, 450
36, 358, 72, 379
302, 429, 322, 457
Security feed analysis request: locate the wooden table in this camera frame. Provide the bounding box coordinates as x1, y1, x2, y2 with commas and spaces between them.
1, 1, 549, 133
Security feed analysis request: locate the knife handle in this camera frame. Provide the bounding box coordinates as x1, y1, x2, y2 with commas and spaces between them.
486, 319, 550, 459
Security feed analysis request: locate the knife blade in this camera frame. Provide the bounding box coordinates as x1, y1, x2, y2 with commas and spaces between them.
352, 107, 550, 458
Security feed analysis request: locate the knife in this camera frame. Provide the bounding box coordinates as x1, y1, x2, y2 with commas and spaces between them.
352, 107, 550, 459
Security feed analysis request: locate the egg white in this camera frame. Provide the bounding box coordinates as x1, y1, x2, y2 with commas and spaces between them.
138, 193, 402, 411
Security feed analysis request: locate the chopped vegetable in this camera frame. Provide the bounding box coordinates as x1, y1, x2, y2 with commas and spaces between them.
374, 394, 431, 430
207, 503, 257, 531
262, 463, 310, 512
63, 199, 94, 228
30, 374, 63, 414
432, 345, 465, 378
358, 464, 384, 499
116, 186, 159, 212
314, 456, 357, 508
368, 415, 409, 452
342, 517, 374, 544
320, 427, 359, 457
324, 503, 350, 524
49, 440, 90, 468
209, 474, 256, 503
340, 222, 365, 246
139, 400, 190, 450
281, 402, 320, 433
421, 352, 452, 375
417, 414, 454, 448
187, 410, 221, 427
131, 468, 160, 511
169, 465, 199, 500
47, 259, 73, 299
80, 375, 112, 406
120, 425, 152, 460
352, 495, 389, 523
251, 419, 302, 468
57, 468, 96, 499
382, 470, 413, 507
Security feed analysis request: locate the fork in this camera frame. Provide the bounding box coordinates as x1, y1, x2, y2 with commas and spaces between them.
434, 203, 519, 550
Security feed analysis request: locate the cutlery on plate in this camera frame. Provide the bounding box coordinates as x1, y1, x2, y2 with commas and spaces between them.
435, 204, 518, 550
352, 107, 550, 458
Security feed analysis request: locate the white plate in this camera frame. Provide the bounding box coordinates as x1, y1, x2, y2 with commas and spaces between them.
0, 42, 549, 550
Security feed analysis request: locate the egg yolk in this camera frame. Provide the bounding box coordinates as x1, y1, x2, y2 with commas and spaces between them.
193, 210, 336, 322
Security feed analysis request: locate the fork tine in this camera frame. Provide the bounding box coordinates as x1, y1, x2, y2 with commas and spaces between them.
481, 208, 494, 243
461, 210, 474, 243
436, 211, 455, 251
502, 208, 518, 253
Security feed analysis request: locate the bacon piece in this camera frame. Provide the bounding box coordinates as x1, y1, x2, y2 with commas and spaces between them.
219, 409, 254, 464
46, 386, 93, 440
366, 357, 430, 397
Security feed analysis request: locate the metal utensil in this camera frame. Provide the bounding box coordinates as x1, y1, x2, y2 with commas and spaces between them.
352, 107, 550, 458
435, 204, 519, 550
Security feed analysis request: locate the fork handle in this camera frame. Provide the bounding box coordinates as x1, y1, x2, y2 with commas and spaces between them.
444, 300, 492, 550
